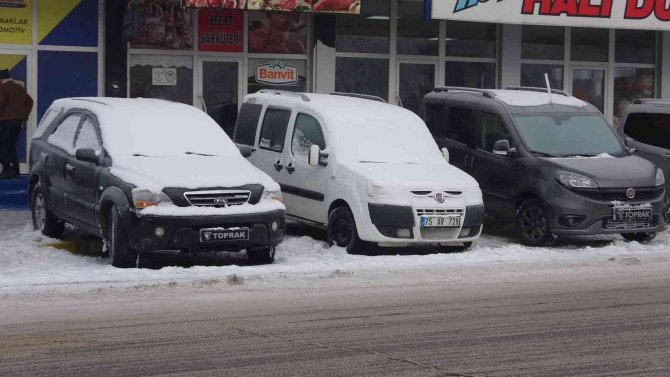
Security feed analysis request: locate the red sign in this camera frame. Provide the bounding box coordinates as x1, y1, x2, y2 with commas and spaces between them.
198, 9, 243, 52
184, 0, 245, 9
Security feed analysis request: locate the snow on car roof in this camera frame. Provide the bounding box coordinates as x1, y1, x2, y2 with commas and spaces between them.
487, 90, 590, 108
52, 97, 239, 158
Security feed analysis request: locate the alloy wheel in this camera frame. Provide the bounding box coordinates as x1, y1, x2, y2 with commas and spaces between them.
520, 206, 548, 242
33, 193, 46, 231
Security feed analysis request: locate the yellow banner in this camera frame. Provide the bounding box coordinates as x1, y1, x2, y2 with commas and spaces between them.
0, 0, 32, 44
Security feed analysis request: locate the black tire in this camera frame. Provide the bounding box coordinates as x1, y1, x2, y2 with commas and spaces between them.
516, 199, 553, 247
621, 232, 656, 243
247, 245, 276, 265
106, 206, 137, 268
439, 242, 473, 253
31, 183, 64, 239
328, 206, 369, 254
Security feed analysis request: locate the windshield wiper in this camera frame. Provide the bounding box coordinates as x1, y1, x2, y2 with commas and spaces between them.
185, 151, 215, 157
565, 153, 599, 158
530, 150, 561, 158
132, 153, 149, 157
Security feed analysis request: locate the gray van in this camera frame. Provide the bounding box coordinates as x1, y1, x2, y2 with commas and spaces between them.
420, 87, 666, 246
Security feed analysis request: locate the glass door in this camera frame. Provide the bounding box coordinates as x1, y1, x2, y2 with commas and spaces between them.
396, 61, 437, 115
198, 58, 243, 138
571, 67, 607, 115
0, 52, 31, 174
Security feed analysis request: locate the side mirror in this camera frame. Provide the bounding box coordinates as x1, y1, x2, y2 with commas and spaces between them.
237, 144, 254, 158
624, 137, 637, 152
75, 148, 100, 164
308, 144, 328, 167
441, 147, 450, 163
493, 139, 516, 157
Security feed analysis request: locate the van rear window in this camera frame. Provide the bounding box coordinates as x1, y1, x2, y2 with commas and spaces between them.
624, 113, 670, 150
233, 103, 263, 146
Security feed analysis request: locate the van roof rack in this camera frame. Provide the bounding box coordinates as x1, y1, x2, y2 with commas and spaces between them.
329, 92, 387, 103
632, 98, 670, 105
433, 86, 497, 98
71, 98, 111, 106
258, 89, 310, 102
505, 86, 570, 97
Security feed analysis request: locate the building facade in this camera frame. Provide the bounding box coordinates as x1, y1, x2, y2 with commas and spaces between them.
2, 0, 670, 173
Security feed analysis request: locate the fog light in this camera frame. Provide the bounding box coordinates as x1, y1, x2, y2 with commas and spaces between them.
155, 227, 165, 237
459, 227, 471, 238
271, 221, 278, 231
558, 215, 585, 227
396, 228, 411, 238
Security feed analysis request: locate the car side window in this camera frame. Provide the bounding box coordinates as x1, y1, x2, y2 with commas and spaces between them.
74, 116, 102, 153
47, 113, 82, 155
233, 103, 263, 146
259, 108, 291, 152
476, 111, 512, 153
624, 113, 670, 150
445, 106, 475, 145
423, 103, 444, 135
291, 113, 326, 162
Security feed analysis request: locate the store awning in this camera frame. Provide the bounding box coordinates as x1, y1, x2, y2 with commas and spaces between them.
428, 0, 670, 31
183, 0, 361, 14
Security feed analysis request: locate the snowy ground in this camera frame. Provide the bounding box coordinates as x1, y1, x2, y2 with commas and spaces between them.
1, 211, 669, 296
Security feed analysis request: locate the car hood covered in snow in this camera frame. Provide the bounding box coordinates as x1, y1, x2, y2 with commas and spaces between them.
110, 155, 280, 192
544, 155, 658, 188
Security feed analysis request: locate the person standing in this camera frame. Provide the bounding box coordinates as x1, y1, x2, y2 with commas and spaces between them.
0, 69, 33, 179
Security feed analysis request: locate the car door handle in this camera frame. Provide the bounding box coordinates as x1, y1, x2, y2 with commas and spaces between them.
273, 161, 284, 172
65, 163, 75, 176
40, 152, 49, 162
286, 162, 295, 174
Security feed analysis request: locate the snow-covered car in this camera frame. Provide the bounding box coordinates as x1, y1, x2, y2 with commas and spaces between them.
233, 91, 484, 254
421, 86, 667, 246
29, 98, 286, 267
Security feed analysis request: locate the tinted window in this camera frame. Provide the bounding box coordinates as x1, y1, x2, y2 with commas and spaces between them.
259, 108, 291, 152
292, 114, 326, 162
234, 103, 263, 146
624, 113, 670, 150
74, 117, 102, 153
477, 111, 512, 153
423, 103, 443, 135
445, 107, 475, 145
47, 113, 82, 154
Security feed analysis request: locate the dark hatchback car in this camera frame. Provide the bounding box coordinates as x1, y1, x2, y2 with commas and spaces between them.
420, 87, 666, 246
617, 99, 670, 223
29, 98, 285, 268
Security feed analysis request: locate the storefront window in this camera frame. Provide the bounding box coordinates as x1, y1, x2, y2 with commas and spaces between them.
247, 58, 307, 94
397, 0, 438, 56
521, 64, 564, 89
615, 30, 655, 64
126, 0, 195, 50
335, 57, 389, 100
336, 0, 390, 54
445, 62, 495, 89
445, 21, 496, 58
129, 54, 193, 104
571, 28, 608, 62
522, 25, 564, 60
613, 68, 654, 128
248, 12, 308, 54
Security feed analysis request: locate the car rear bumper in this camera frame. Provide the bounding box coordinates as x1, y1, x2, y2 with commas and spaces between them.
125, 210, 286, 253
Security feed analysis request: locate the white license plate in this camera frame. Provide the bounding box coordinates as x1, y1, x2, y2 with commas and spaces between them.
420, 215, 461, 228
200, 228, 250, 242
612, 206, 653, 221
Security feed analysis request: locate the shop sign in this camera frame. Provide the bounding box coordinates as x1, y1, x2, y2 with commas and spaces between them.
0, 0, 26, 7
0, 0, 31, 44
152, 67, 178, 86
184, 0, 361, 14
255, 60, 298, 85
198, 8, 243, 52
431, 0, 670, 31
183, 0, 244, 9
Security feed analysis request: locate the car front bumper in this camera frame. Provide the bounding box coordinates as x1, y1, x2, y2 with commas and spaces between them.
125, 209, 286, 253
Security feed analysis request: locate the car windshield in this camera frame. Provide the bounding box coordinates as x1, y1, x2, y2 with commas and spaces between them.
512, 113, 626, 157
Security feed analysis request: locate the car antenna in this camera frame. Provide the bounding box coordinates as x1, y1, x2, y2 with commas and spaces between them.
544, 73, 553, 105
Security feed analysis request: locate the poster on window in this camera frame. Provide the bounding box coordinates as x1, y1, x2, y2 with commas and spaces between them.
0, 0, 31, 44
183, 0, 245, 9
248, 12, 307, 54
126, 0, 194, 50
246, 0, 360, 13
248, 58, 306, 94
0, 0, 26, 7
198, 8, 243, 51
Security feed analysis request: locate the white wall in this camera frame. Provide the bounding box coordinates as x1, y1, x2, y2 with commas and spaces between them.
500, 24, 521, 89
313, 41, 336, 94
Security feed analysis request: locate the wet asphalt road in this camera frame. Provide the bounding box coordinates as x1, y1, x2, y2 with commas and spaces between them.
2, 266, 670, 377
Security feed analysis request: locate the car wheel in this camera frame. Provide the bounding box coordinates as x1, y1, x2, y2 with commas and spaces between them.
106, 206, 137, 268
328, 206, 368, 254
247, 245, 276, 265
621, 232, 656, 243
439, 242, 473, 253
31, 183, 64, 239
516, 199, 553, 247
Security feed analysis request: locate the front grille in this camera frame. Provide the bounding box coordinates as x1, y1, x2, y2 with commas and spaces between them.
574, 187, 664, 202
183, 190, 251, 207
411, 191, 463, 197
603, 216, 658, 230
420, 228, 460, 240
416, 208, 464, 216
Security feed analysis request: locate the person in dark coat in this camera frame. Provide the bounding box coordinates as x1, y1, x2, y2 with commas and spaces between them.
0, 69, 33, 179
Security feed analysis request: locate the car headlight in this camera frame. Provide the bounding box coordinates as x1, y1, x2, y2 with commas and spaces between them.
556, 170, 598, 189
132, 189, 172, 209
262, 189, 283, 202
656, 169, 665, 187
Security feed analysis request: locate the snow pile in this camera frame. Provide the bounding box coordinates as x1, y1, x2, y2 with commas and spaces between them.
140, 201, 285, 216
490, 90, 589, 107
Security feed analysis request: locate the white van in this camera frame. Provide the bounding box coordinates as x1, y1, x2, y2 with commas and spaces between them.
233, 91, 484, 254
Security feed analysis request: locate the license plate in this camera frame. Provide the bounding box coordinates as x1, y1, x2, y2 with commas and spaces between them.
612, 206, 653, 222
200, 227, 249, 242
420, 215, 461, 228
